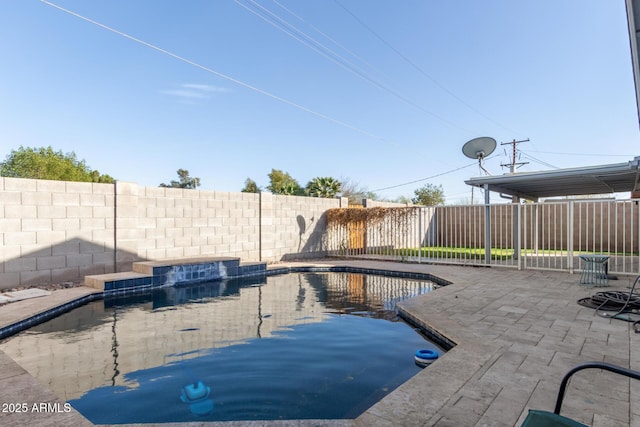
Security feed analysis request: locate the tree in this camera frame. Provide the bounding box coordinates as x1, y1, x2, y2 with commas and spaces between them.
267, 169, 302, 195
393, 195, 413, 205
0, 146, 114, 183
88, 170, 115, 183
412, 183, 445, 206
340, 177, 378, 204
278, 181, 302, 196
160, 169, 200, 189
305, 176, 342, 198
241, 178, 260, 193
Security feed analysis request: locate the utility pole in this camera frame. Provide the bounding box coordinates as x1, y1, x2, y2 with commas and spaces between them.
500, 138, 529, 269
500, 138, 530, 173
500, 139, 529, 264
500, 138, 530, 202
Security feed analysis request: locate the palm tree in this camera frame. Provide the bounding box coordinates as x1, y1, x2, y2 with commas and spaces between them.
305, 176, 342, 198
280, 181, 302, 196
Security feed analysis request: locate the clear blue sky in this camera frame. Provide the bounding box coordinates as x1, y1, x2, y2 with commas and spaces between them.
1, 1, 638, 203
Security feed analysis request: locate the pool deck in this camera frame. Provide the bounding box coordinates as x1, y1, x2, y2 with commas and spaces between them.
0, 260, 638, 427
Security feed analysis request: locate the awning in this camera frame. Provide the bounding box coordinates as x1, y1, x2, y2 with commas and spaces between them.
465, 156, 640, 201
627, 0, 640, 129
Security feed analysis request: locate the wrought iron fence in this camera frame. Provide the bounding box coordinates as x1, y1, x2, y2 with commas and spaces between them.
326, 200, 640, 275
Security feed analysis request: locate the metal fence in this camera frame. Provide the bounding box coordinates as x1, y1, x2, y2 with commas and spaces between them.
325, 200, 640, 276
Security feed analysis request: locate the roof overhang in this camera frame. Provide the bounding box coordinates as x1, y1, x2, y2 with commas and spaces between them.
465, 157, 640, 201
627, 0, 640, 128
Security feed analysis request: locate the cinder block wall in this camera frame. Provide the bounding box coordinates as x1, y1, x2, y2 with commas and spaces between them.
0, 177, 346, 289
0, 177, 115, 288
362, 199, 412, 208
264, 193, 340, 260
133, 186, 262, 263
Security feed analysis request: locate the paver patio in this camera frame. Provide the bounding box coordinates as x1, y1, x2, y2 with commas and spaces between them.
0, 260, 637, 426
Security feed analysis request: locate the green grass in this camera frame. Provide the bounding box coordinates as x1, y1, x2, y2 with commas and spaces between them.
386, 246, 639, 260
390, 246, 513, 261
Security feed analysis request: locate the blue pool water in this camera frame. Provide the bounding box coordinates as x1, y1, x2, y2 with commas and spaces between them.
0, 272, 442, 423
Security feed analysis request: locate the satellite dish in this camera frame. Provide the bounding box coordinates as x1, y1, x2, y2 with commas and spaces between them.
462, 137, 496, 175
462, 137, 497, 160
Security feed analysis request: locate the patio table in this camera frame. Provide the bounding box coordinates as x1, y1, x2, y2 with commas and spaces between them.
579, 255, 609, 287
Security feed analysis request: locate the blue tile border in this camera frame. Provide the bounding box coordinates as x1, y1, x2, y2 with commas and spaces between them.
265, 265, 452, 287
103, 259, 257, 292
0, 262, 450, 341
397, 307, 456, 351
0, 293, 103, 341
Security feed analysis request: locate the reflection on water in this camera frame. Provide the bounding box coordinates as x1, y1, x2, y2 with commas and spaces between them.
0, 272, 439, 422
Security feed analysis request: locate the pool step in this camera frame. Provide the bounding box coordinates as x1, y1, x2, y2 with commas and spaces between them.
85, 257, 267, 293
84, 271, 153, 292
237, 262, 268, 276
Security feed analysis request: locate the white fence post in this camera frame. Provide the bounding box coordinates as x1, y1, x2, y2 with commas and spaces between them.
516, 203, 522, 270
418, 208, 422, 264
567, 200, 574, 274
484, 185, 491, 265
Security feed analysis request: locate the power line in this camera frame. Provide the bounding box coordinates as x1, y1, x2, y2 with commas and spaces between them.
333, 0, 520, 136
272, 0, 384, 79
234, 0, 475, 133
39, 0, 388, 143
370, 160, 485, 193
519, 151, 559, 169
523, 150, 636, 158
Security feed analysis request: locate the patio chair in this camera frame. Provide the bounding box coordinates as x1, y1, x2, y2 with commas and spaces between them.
521, 362, 640, 426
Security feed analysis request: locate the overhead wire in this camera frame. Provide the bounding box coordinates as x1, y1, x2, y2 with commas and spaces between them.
519, 151, 559, 169
332, 0, 521, 136
41, 0, 528, 197
39, 0, 388, 143
519, 149, 637, 174
271, 0, 384, 80
444, 189, 482, 203
257, 1, 522, 194
524, 150, 636, 158
369, 158, 493, 193
271, 0, 449, 121
233, 0, 475, 133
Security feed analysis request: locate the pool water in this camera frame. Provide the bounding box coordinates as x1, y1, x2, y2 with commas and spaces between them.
0, 272, 442, 423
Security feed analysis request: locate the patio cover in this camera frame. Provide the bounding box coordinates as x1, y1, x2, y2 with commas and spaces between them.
465, 156, 640, 202
627, 0, 640, 128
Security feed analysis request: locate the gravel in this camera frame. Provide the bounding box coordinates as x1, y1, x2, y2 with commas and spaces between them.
1, 281, 84, 294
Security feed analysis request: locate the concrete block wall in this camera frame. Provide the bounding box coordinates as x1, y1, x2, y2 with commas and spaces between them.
0, 177, 115, 288
115, 181, 141, 273
0, 177, 345, 289
263, 193, 346, 260
135, 187, 261, 263
362, 199, 413, 208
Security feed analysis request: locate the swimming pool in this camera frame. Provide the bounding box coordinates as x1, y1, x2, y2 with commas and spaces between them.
0, 272, 442, 423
